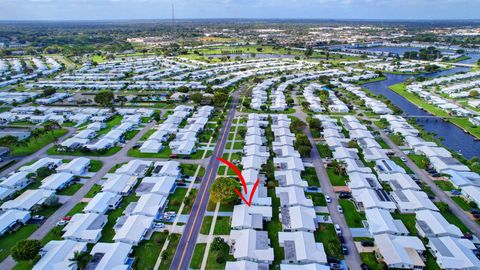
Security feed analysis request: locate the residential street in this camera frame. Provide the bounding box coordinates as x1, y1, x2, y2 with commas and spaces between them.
170, 94, 239, 270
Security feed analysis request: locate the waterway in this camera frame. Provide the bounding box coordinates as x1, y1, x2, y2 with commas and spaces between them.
363, 67, 480, 159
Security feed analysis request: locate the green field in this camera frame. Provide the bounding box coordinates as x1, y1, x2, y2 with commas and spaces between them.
11, 129, 68, 156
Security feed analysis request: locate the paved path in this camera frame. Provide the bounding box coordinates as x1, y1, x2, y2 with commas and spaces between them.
170, 94, 239, 270
292, 93, 362, 270
374, 125, 480, 237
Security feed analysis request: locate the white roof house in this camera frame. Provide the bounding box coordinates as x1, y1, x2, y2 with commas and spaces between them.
152, 160, 181, 178
278, 231, 327, 264
231, 204, 272, 230
415, 210, 463, 238
273, 157, 305, 171
102, 174, 138, 195
138, 176, 176, 196
230, 229, 274, 263
342, 158, 372, 174
84, 192, 122, 214
281, 205, 317, 232
130, 193, 167, 219
75, 129, 96, 139
375, 159, 406, 174
19, 157, 62, 173
88, 242, 133, 270
116, 160, 152, 176
225, 261, 270, 270
242, 155, 266, 170
378, 173, 420, 191
0, 187, 15, 201
40, 172, 75, 191
428, 236, 480, 270
1, 189, 55, 211
276, 186, 314, 207
275, 170, 308, 188
113, 214, 154, 245
0, 210, 30, 236
415, 146, 452, 158
140, 139, 164, 153
347, 172, 381, 190
62, 213, 107, 243
362, 147, 389, 161
33, 240, 88, 270
352, 188, 396, 212
429, 156, 470, 173
461, 185, 480, 207
444, 170, 480, 188
280, 264, 330, 270
365, 208, 409, 236
56, 157, 90, 175
0, 171, 31, 190
242, 169, 260, 185
391, 190, 438, 213
242, 184, 272, 206
374, 234, 426, 269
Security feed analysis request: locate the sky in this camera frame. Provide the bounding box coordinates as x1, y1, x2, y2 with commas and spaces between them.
0, 0, 479, 21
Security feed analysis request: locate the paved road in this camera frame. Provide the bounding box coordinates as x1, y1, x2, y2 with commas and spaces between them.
292, 93, 362, 270
0, 127, 76, 177
374, 125, 480, 238
170, 94, 239, 270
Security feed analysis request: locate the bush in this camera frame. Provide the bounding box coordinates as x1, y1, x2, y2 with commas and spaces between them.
11, 240, 42, 262
215, 255, 226, 264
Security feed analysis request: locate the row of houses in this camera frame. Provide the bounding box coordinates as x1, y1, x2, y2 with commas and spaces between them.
0, 91, 40, 104
0, 57, 62, 88
365, 60, 447, 74
0, 157, 93, 239
30, 159, 181, 270
338, 82, 393, 114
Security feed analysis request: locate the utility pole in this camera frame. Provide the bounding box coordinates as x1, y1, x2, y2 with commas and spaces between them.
171, 0, 175, 40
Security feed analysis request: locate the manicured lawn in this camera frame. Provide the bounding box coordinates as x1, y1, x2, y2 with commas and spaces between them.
84, 184, 102, 198
57, 183, 83, 196
452, 196, 472, 211
307, 192, 327, 206
96, 115, 123, 136
66, 202, 87, 216
132, 231, 165, 270
339, 199, 365, 228
0, 224, 39, 262
408, 154, 429, 170
425, 250, 442, 270
267, 188, 284, 266
89, 160, 103, 172
200, 216, 213, 234
434, 180, 455, 191
158, 233, 181, 270
124, 129, 140, 140
165, 188, 188, 213
128, 147, 172, 158
302, 167, 320, 186
190, 243, 207, 269
434, 202, 470, 233
360, 252, 380, 270
140, 129, 156, 141
213, 216, 231, 235
41, 226, 63, 245
205, 241, 235, 270
314, 223, 343, 259
181, 164, 205, 177
11, 129, 68, 156
47, 146, 121, 156
389, 133, 404, 146
326, 167, 348, 186
190, 150, 213, 159
206, 200, 235, 212
316, 144, 333, 158
391, 213, 417, 235
375, 138, 390, 149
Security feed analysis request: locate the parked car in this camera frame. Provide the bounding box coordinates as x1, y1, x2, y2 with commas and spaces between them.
334, 224, 342, 235
338, 235, 345, 244
154, 222, 165, 229
400, 157, 407, 162
329, 263, 342, 270
470, 209, 480, 215
337, 205, 343, 213
361, 240, 374, 247
361, 264, 373, 270
325, 195, 332, 203
450, 190, 461, 195
339, 192, 351, 199
341, 244, 348, 255
32, 215, 45, 221
56, 220, 68, 226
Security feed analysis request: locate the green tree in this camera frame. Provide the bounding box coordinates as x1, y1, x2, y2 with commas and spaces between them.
177, 86, 190, 93
11, 240, 42, 262
190, 92, 203, 104
212, 92, 228, 107
42, 88, 56, 97
290, 117, 306, 133
210, 177, 241, 203
94, 91, 115, 108
36, 167, 55, 179
0, 135, 18, 147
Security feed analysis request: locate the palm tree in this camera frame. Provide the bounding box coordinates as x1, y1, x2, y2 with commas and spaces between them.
68, 251, 88, 270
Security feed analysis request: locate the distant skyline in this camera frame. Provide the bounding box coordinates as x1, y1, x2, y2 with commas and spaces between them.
0, 0, 479, 21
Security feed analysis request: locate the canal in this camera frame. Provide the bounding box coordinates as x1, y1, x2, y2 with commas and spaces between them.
363, 67, 480, 159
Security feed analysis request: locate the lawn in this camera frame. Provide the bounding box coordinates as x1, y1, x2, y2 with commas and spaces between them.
158, 233, 181, 270
307, 192, 327, 206
206, 200, 235, 212
326, 167, 348, 186
89, 160, 103, 172
200, 216, 231, 235
165, 188, 188, 213
339, 199, 365, 228
316, 144, 333, 158
452, 196, 472, 211
66, 202, 87, 216
47, 146, 121, 157
204, 241, 235, 270
360, 252, 381, 270
408, 154, 430, 170
302, 167, 320, 186
391, 212, 417, 235
390, 157, 413, 174
434, 180, 455, 191
389, 133, 404, 146
266, 188, 284, 267
84, 184, 102, 198
96, 115, 123, 136
181, 164, 205, 177
140, 129, 156, 141
190, 243, 207, 269
99, 193, 139, 242
11, 129, 68, 156
314, 223, 343, 259
132, 231, 166, 270
57, 183, 83, 196
0, 224, 39, 262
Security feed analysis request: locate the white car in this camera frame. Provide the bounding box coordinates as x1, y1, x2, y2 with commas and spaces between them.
400, 157, 407, 162
325, 196, 332, 203
334, 224, 342, 235
154, 222, 165, 229
337, 205, 343, 213
56, 220, 68, 226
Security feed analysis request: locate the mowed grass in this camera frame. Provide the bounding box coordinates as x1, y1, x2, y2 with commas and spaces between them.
326, 167, 348, 186
11, 129, 68, 156
0, 224, 39, 262
339, 199, 365, 228
190, 243, 207, 269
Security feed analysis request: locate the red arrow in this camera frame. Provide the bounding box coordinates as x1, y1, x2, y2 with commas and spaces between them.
217, 157, 260, 207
